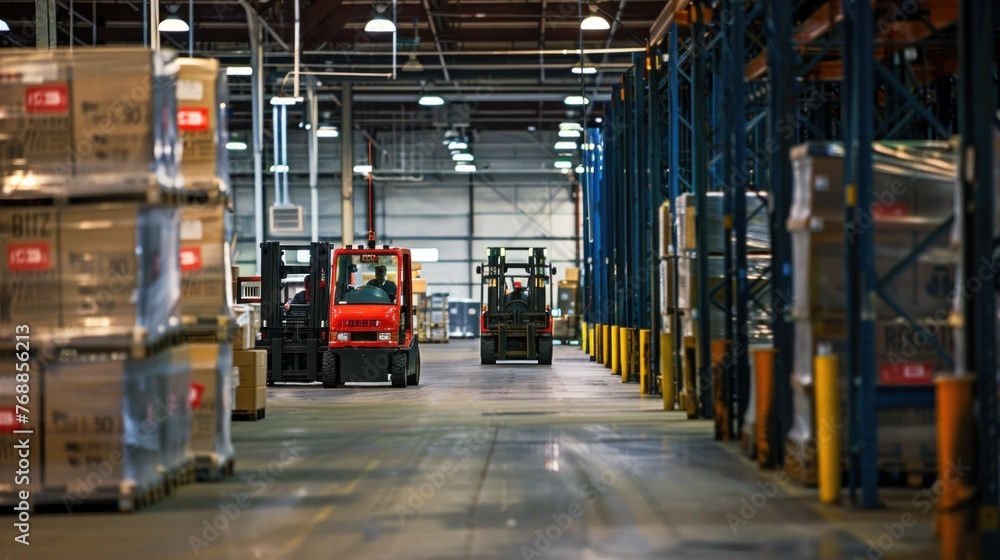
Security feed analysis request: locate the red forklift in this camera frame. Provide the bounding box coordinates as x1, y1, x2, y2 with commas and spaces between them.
476, 247, 557, 365
321, 145, 420, 388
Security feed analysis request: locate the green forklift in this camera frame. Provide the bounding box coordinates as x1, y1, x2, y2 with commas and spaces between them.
476, 247, 557, 365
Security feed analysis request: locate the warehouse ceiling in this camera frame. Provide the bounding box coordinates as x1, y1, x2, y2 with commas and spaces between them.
0, 0, 665, 136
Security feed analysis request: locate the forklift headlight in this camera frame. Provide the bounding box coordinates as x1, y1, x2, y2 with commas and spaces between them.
378, 332, 392, 341
336, 332, 349, 342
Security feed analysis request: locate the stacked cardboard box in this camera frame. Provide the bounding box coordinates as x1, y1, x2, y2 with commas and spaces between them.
785, 141, 957, 485
0, 48, 180, 200
232, 349, 266, 418
189, 342, 235, 474
0, 48, 202, 509
173, 58, 238, 468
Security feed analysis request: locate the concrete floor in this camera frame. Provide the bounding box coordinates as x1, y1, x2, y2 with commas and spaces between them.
14, 340, 939, 560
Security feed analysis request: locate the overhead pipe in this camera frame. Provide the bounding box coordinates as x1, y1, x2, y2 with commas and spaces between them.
421, 0, 452, 82
236, 0, 290, 51
205, 47, 646, 58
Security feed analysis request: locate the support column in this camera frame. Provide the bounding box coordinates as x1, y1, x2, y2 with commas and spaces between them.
36, 0, 56, 48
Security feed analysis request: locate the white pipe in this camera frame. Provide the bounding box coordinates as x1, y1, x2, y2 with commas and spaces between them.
308, 80, 319, 242
293, 0, 300, 98
149, 0, 158, 50
281, 105, 289, 205
272, 104, 281, 205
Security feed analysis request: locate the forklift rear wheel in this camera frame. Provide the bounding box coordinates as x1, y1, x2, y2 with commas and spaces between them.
391, 354, 408, 388
537, 337, 552, 365
321, 353, 339, 388
481, 337, 497, 365
407, 352, 421, 386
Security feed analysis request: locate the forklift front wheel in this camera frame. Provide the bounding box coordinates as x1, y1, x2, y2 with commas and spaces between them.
391, 353, 408, 388
321, 353, 339, 388
481, 337, 497, 365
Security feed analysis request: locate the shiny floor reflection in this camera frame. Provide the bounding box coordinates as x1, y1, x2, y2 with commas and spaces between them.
20, 340, 938, 559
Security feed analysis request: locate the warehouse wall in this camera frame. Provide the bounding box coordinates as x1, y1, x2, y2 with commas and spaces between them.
229, 130, 579, 299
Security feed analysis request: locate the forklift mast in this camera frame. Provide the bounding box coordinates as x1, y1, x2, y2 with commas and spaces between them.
259, 241, 332, 340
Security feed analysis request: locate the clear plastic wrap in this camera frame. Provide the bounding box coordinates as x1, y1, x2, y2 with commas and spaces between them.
176, 58, 230, 197
179, 203, 234, 318
0, 353, 43, 501
788, 141, 958, 323
0, 47, 181, 200
0, 203, 181, 350
44, 350, 168, 498
158, 344, 192, 473
188, 342, 234, 467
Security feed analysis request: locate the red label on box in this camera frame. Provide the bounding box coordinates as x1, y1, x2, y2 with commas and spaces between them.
0, 407, 16, 433
189, 383, 205, 411
178, 107, 210, 132
180, 246, 203, 272
25, 84, 69, 114
873, 202, 910, 218
880, 362, 933, 385
7, 242, 52, 272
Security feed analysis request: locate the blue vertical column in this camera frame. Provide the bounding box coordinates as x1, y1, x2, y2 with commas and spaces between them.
648, 49, 667, 388
763, 0, 795, 461
843, 0, 879, 509
633, 53, 651, 336
959, 0, 999, 549
692, 2, 713, 419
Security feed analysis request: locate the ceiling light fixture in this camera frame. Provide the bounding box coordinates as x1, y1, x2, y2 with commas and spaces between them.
158, 15, 189, 33
270, 96, 303, 105
316, 126, 340, 138
452, 153, 474, 162
225, 141, 248, 151
554, 160, 573, 169
580, 4, 610, 31
448, 141, 468, 150
353, 164, 373, 174
226, 66, 253, 76
558, 129, 582, 138
365, 5, 396, 33
571, 58, 598, 74
455, 163, 477, 173
564, 95, 589, 106
559, 121, 583, 131
402, 54, 423, 71
418, 94, 445, 106
554, 141, 578, 151
0, 19, 10, 32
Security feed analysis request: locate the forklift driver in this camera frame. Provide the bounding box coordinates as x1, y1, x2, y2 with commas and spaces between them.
367, 265, 397, 301
284, 274, 310, 310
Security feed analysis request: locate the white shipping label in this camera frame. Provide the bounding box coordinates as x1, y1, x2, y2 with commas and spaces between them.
180, 219, 204, 240
176, 79, 204, 101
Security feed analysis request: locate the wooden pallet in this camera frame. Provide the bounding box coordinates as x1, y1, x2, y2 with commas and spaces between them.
0, 177, 182, 208
7, 327, 186, 361
161, 457, 197, 493
231, 408, 266, 422
194, 453, 236, 482
181, 314, 236, 344
32, 477, 168, 513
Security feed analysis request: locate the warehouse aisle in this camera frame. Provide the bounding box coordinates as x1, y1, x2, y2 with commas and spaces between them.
23, 341, 937, 560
